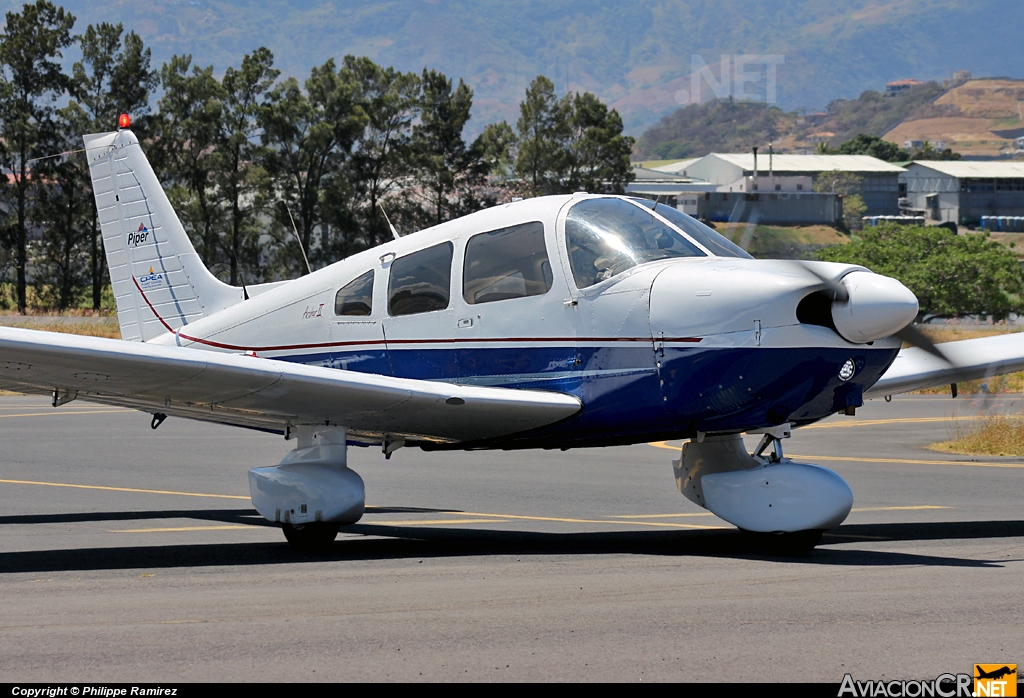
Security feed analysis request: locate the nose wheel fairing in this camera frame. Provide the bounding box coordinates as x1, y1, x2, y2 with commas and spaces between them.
673, 433, 854, 534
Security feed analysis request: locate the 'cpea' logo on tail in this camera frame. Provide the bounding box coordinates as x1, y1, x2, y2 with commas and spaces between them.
128, 222, 151, 247
138, 266, 165, 290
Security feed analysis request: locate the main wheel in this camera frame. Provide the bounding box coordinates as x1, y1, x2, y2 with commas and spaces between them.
745, 529, 823, 556
282, 522, 341, 552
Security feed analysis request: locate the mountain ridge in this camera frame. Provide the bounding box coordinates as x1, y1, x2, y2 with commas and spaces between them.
3, 0, 1022, 135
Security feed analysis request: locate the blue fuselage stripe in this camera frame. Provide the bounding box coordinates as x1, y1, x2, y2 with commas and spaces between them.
268, 342, 898, 445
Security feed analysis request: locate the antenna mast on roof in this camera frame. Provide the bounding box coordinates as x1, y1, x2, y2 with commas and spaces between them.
379, 204, 401, 240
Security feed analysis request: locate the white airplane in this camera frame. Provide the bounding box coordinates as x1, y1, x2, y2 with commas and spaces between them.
2, 120, 1024, 554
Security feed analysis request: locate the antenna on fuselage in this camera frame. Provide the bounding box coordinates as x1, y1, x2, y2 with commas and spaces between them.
379, 204, 401, 240
282, 203, 313, 275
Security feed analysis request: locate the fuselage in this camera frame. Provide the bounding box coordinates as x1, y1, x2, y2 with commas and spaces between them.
148, 194, 906, 449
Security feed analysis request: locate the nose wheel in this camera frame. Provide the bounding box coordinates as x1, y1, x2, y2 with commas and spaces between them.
282, 522, 342, 552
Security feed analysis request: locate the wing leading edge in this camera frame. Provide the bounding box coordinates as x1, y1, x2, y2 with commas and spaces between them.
0, 327, 581, 444
866, 332, 1024, 397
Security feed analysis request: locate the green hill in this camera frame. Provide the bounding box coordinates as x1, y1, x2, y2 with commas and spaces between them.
635, 100, 797, 160
634, 81, 951, 159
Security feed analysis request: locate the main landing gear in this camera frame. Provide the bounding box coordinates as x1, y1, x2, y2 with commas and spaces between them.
742, 529, 825, 557
672, 425, 852, 555
248, 426, 364, 552
282, 522, 343, 552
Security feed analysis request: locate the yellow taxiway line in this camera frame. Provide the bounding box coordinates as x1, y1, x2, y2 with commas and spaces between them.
0, 478, 250, 500
112, 525, 253, 533
648, 440, 1024, 468
789, 454, 1024, 468
374, 518, 511, 526
0, 478, 950, 534
0, 409, 128, 419
452, 510, 724, 530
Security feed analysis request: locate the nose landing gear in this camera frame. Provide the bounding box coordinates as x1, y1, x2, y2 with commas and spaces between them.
672, 425, 852, 555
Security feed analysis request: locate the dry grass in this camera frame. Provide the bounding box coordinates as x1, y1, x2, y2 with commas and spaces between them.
920, 326, 1024, 455
1, 320, 121, 339
930, 411, 1024, 456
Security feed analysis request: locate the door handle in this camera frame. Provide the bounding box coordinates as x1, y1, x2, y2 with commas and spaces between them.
457, 318, 473, 328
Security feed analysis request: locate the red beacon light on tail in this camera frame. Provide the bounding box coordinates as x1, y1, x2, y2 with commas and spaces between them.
118, 113, 131, 130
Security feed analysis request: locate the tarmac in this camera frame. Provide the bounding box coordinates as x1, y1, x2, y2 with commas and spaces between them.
1, 393, 1022, 682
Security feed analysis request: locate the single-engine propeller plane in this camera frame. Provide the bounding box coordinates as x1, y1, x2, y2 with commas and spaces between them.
3, 120, 1024, 553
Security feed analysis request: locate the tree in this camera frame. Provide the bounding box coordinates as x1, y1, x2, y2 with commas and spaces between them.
152, 55, 225, 270
0, 0, 76, 312
260, 60, 366, 274
212, 47, 278, 285
411, 69, 488, 227
818, 224, 1024, 321
835, 134, 908, 162
911, 140, 961, 161
30, 102, 91, 309
814, 169, 865, 230
332, 57, 420, 252
72, 22, 158, 308
514, 75, 570, 195
473, 121, 516, 181
511, 76, 634, 197
563, 91, 634, 194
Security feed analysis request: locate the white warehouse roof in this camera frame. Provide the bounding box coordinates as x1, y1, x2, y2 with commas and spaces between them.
650, 158, 701, 174
905, 161, 1024, 178
699, 153, 906, 173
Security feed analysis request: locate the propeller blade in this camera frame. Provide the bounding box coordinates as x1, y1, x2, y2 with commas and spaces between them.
787, 260, 849, 302
788, 261, 948, 362
894, 323, 951, 363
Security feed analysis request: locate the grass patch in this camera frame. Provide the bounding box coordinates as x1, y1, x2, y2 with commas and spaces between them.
1, 320, 121, 339
930, 411, 1024, 456
715, 223, 848, 259
0, 282, 117, 314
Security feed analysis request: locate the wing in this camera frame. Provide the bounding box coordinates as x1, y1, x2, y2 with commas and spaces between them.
866, 333, 1024, 397
0, 327, 581, 444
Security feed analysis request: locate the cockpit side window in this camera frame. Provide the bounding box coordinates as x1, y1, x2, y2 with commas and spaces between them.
565, 197, 706, 288
335, 270, 374, 316
463, 222, 552, 305
388, 242, 454, 316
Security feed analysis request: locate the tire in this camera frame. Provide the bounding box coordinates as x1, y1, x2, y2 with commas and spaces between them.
746, 529, 823, 556
282, 522, 341, 552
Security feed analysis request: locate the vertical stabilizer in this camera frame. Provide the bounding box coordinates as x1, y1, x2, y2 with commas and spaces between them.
84, 128, 243, 341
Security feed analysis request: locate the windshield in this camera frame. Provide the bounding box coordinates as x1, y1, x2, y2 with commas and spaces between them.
631, 198, 753, 259
565, 197, 706, 288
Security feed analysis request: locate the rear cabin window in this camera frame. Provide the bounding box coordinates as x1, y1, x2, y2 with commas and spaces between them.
463, 222, 553, 305
388, 242, 454, 316
565, 198, 706, 289
335, 271, 374, 316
